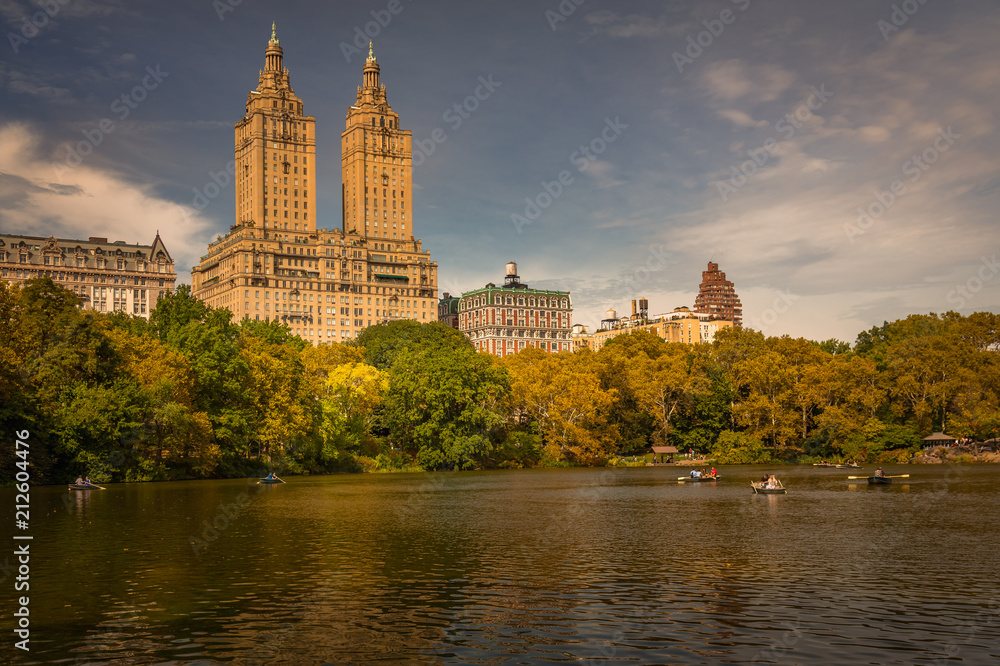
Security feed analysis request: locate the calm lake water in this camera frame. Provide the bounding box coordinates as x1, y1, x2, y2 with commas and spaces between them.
4, 464, 1000, 664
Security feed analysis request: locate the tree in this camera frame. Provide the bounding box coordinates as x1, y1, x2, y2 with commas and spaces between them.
240, 329, 310, 462
318, 362, 388, 458
504, 349, 618, 463
629, 343, 710, 446
383, 340, 510, 470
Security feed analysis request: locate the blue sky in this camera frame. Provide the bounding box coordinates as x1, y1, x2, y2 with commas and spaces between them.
1, 0, 998, 341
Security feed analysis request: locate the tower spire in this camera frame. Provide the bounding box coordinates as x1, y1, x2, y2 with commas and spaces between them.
362, 39, 380, 90
265, 21, 283, 72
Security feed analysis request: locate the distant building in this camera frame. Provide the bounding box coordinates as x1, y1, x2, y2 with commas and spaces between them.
438, 292, 460, 329
693, 261, 742, 327
0, 232, 176, 318
571, 323, 593, 352
458, 262, 572, 356
591, 305, 733, 351
190, 28, 437, 344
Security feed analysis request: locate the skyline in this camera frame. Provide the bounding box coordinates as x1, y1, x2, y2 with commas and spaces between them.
1, 0, 998, 341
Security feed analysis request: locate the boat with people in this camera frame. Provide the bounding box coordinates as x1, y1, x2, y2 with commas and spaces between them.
751, 475, 786, 494
68, 476, 105, 490
847, 469, 908, 485
258, 475, 285, 484
678, 468, 721, 483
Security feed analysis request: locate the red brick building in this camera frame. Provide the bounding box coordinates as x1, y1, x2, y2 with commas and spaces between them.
693, 262, 742, 327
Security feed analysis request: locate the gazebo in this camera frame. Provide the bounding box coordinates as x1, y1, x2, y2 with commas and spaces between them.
922, 432, 956, 448
651, 445, 678, 463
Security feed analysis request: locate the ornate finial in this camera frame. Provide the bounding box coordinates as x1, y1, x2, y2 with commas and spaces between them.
368, 40, 374, 60
270, 21, 278, 44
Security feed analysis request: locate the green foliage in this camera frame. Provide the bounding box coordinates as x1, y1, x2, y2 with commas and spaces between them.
2, 278, 997, 483
711, 430, 772, 464
382, 329, 510, 470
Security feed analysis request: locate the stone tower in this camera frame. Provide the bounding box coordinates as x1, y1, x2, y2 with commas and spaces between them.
233, 23, 317, 234
341, 42, 413, 240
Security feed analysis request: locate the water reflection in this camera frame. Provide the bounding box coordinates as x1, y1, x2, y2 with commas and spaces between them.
5, 465, 1000, 664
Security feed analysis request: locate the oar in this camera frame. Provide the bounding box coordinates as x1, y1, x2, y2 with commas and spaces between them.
888, 474, 910, 478
85, 482, 107, 490
847, 476, 867, 479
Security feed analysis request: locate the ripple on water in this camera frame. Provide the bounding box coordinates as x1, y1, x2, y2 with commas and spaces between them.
12, 466, 1000, 664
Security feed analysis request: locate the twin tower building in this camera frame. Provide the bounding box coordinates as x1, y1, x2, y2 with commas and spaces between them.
191, 26, 438, 343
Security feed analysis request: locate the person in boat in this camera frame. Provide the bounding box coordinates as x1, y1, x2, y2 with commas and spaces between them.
84, 476, 92, 486
75, 476, 84, 485
874, 467, 885, 478
690, 469, 697, 478
766, 475, 779, 489
266, 472, 276, 480
710, 467, 718, 478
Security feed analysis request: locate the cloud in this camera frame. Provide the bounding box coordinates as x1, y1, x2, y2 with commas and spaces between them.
701, 60, 797, 104
583, 10, 690, 39
718, 109, 765, 128
0, 122, 211, 281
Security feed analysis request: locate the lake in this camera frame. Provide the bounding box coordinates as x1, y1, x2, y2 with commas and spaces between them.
5, 464, 1000, 664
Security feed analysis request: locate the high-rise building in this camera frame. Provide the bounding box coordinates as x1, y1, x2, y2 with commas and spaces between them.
234, 22, 316, 233
457, 262, 572, 357
693, 261, 742, 327
342, 42, 412, 240
191, 28, 438, 343
0, 232, 176, 318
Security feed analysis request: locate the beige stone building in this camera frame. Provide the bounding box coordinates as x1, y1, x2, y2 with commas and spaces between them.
590, 305, 733, 351
191, 29, 437, 343
0, 232, 176, 317
457, 263, 572, 357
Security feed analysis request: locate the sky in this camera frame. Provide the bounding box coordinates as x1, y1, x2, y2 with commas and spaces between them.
0, 0, 998, 342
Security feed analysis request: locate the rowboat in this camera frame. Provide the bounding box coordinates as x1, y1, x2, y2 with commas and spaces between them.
751, 482, 786, 494
258, 477, 285, 484
677, 475, 721, 483
867, 476, 892, 485
813, 463, 835, 467
68, 484, 103, 490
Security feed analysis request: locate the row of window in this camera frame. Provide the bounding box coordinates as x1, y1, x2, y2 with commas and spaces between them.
461, 296, 569, 310
10, 254, 169, 272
